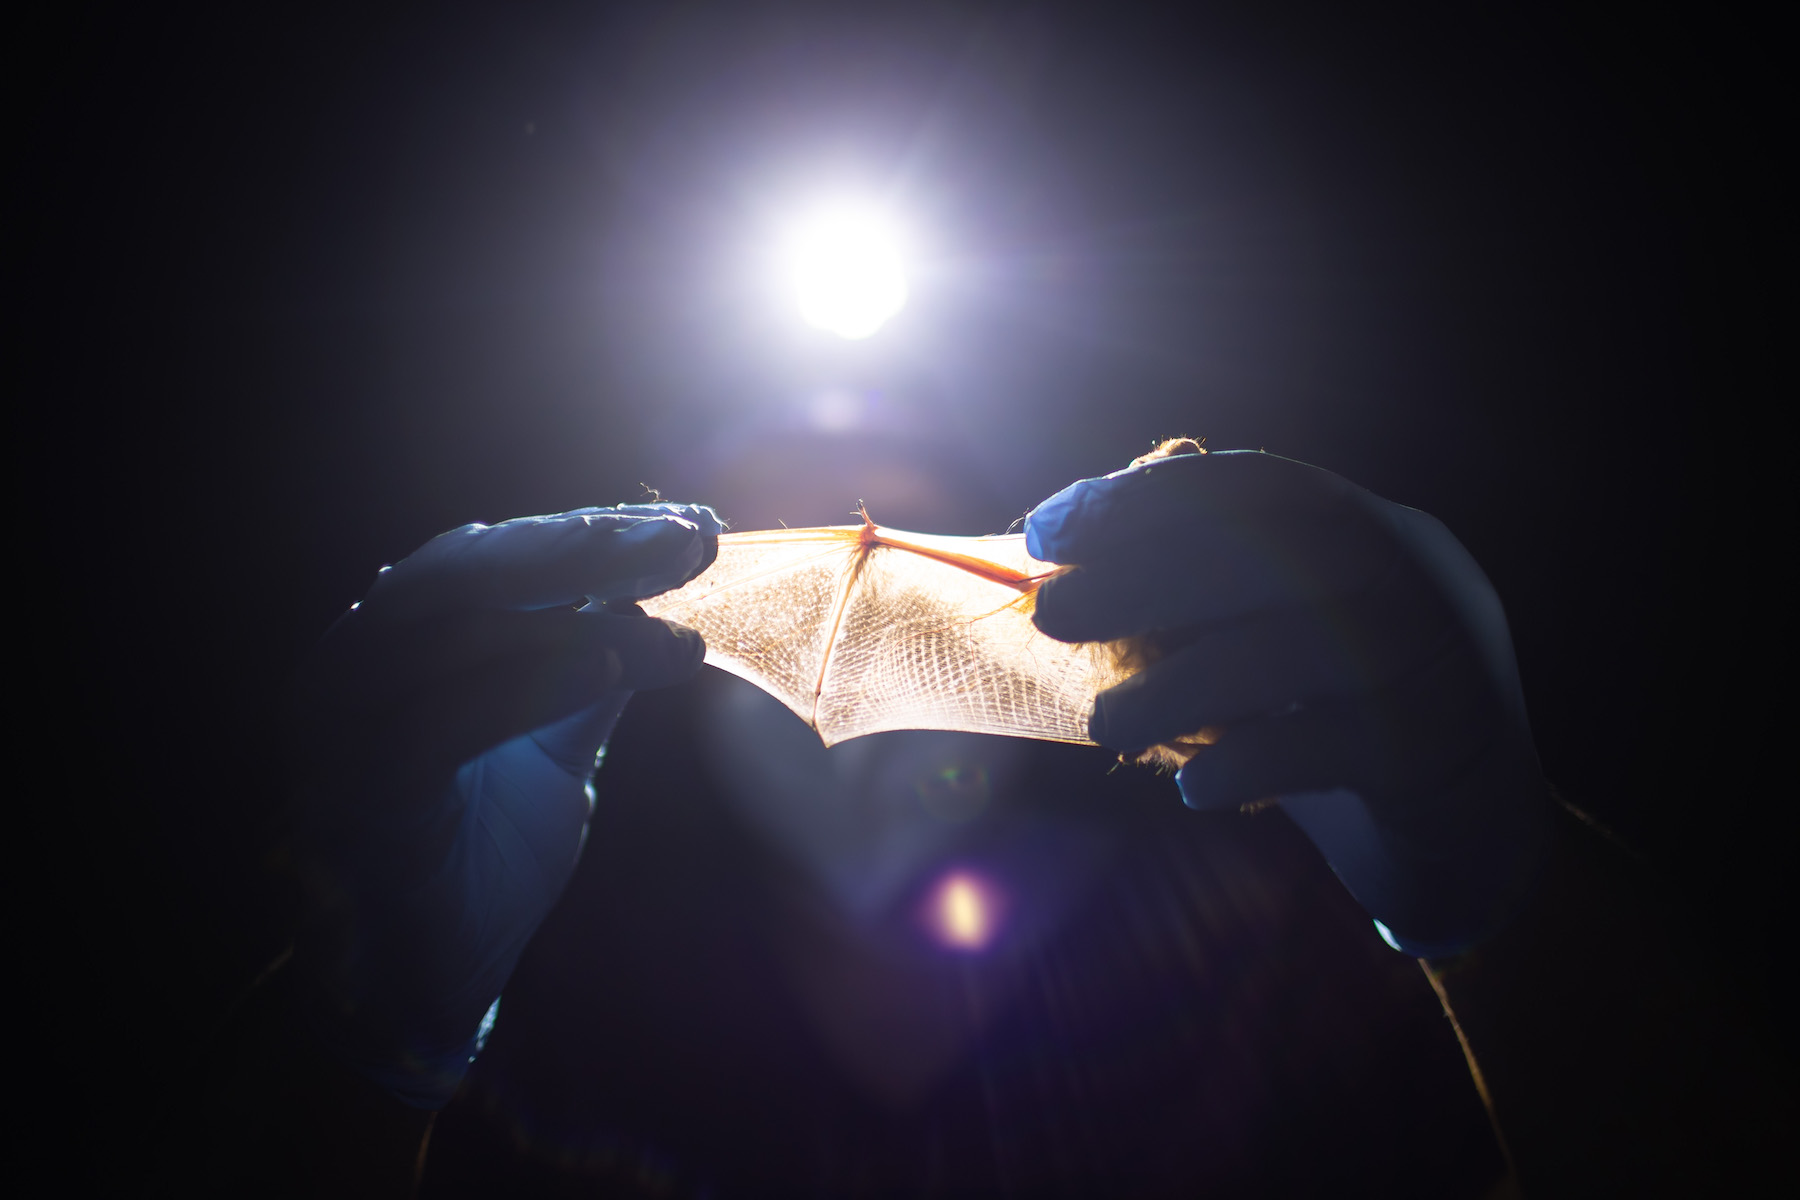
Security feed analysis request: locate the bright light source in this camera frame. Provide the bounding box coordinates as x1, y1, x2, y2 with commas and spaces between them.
786, 206, 908, 339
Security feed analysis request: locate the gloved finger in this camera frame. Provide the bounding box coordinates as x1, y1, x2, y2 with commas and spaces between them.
297, 610, 702, 774
1171, 655, 1501, 811
1026, 450, 1364, 565
301, 605, 656, 721
584, 502, 728, 535
1032, 513, 1407, 642
1087, 584, 1461, 750
564, 504, 723, 584
365, 506, 723, 621
1170, 702, 1379, 812
379, 614, 704, 782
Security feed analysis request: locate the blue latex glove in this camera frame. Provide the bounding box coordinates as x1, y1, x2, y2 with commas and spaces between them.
1027, 450, 1552, 956
287, 503, 722, 1106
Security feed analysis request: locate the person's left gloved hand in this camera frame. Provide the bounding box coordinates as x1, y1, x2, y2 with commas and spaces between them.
287, 503, 722, 1107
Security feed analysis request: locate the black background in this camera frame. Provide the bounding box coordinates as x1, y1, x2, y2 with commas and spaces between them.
21, 1, 1787, 1188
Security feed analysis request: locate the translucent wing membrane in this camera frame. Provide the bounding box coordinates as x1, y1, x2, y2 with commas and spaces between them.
638, 523, 1131, 747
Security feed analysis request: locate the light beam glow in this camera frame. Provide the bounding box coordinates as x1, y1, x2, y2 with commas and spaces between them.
785, 204, 908, 340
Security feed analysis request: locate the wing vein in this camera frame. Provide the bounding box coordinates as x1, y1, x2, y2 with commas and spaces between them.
811, 540, 873, 729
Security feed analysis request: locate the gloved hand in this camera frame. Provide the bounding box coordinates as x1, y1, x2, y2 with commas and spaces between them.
1027, 448, 1552, 956
287, 503, 722, 1106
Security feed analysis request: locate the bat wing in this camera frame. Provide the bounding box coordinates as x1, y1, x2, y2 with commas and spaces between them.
640, 524, 1130, 747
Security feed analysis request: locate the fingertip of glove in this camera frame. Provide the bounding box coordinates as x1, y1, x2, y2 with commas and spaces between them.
670, 621, 707, 670
682, 504, 726, 538
590, 518, 711, 602
1029, 570, 1119, 644
1029, 570, 1098, 640
1027, 470, 1138, 562
670, 624, 708, 682
1086, 688, 1120, 750
1087, 687, 1166, 765
1028, 572, 1067, 637
1025, 488, 1080, 562
624, 512, 705, 544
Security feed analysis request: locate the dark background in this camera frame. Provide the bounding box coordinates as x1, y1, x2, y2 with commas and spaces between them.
22, 0, 1786, 1188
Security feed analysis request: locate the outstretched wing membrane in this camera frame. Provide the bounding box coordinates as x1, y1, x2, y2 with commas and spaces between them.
640, 522, 1129, 747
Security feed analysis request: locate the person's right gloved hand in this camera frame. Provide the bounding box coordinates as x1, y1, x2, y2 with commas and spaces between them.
286, 503, 720, 1107
1026, 448, 1553, 957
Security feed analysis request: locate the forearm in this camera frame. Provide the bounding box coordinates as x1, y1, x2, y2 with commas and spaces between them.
1424, 800, 1790, 1198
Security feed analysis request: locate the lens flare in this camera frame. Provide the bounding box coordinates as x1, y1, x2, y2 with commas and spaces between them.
786, 205, 908, 339
923, 869, 1004, 952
